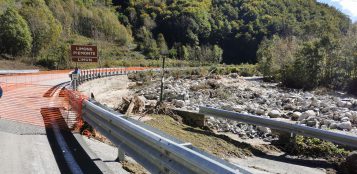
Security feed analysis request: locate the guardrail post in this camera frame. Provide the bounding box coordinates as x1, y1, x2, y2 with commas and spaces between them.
84, 70, 87, 81
116, 147, 125, 162
89, 70, 92, 79
73, 79, 77, 91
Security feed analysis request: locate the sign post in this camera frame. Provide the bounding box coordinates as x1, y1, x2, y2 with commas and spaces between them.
70, 45, 98, 90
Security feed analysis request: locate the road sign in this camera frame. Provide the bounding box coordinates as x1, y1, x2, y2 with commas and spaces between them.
71, 45, 98, 62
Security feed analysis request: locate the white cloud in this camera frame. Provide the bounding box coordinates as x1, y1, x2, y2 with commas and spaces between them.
331, 0, 357, 17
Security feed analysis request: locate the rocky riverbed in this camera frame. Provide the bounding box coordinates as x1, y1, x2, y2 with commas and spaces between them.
133, 74, 357, 141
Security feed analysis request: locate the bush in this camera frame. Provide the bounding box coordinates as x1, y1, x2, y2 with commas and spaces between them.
0, 7, 32, 56
36, 58, 56, 69
279, 135, 349, 159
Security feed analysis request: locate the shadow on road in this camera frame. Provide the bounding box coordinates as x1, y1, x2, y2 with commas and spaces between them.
41, 107, 102, 174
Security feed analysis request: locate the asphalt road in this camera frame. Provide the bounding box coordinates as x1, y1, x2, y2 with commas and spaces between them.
0, 72, 69, 173
0, 128, 61, 174
0, 70, 141, 174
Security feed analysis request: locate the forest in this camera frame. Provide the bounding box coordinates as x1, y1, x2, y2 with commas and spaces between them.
0, 0, 356, 91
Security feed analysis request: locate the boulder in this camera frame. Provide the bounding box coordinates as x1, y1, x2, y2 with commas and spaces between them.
337, 121, 352, 130
306, 120, 318, 127
346, 151, 357, 174
174, 100, 185, 108
337, 100, 346, 107
207, 80, 221, 89
230, 73, 239, 78
346, 102, 353, 108
283, 104, 295, 110
291, 112, 302, 121
310, 98, 320, 107
323, 119, 334, 126
298, 110, 316, 121
320, 102, 329, 108
257, 126, 272, 134
330, 122, 338, 129
184, 93, 190, 100
269, 110, 281, 118
255, 108, 266, 115
233, 105, 245, 112
144, 93, 157, 100
340, 117, 350, 122
350, 112, 357, 123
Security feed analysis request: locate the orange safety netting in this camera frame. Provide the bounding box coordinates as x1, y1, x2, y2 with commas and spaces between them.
0, 67, 154, 130
0, 71, 74, 128
67, 90, 88, 131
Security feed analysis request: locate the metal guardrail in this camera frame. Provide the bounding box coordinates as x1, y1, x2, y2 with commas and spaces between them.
82, 100, 250, 174
199, 106, 357, 148
73, 67, 161, 85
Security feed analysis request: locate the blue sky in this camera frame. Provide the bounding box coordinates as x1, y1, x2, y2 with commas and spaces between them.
317, 0, 357, 22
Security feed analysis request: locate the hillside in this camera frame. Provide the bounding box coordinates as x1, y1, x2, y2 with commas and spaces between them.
0, 0, 353, 69
0, 0, 133, 69
114, 0, 351, 64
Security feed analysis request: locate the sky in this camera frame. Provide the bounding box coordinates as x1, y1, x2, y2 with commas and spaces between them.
317, 0, 357, 22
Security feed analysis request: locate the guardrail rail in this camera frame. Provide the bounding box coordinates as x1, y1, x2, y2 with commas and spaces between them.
199, 106, 357, 148
82, 100, 250, 174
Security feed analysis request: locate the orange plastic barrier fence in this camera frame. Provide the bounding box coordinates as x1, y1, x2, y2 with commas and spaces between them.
0, 67, 154, 129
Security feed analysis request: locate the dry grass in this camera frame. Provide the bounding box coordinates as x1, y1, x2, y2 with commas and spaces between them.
122, 160, 148, 174
0, 59, 42, 70
144, 114, 257, 159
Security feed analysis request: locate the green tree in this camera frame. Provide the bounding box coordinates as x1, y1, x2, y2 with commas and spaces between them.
157, 33, 168, 55
257, 36, 299, 80
0, 7, 32, 56
212, 45, 223, 63
20, 0, 62, 57
137, 27, 159, 58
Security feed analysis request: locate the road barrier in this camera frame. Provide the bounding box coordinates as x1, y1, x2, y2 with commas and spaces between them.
199, 106, 357, 148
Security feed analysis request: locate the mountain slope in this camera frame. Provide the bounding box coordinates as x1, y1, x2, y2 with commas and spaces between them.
0, 0, 352, 69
